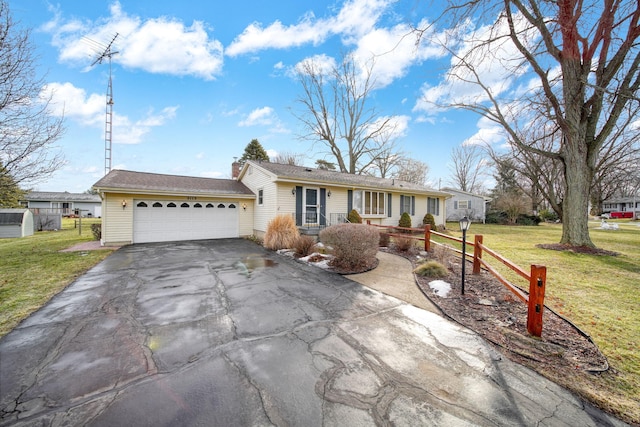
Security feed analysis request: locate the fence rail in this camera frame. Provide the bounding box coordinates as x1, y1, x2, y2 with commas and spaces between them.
368, 223, 547, 337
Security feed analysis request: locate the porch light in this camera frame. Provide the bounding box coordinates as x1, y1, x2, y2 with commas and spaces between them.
122, 200, 127, 209
242, 203, 247, 211
459, 216, 471, 295
292, 188, 296, 195
327, 190, 331, 198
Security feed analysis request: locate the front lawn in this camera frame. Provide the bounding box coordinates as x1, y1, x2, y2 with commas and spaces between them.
0, 218, 115, 336
443, 220, 639, 424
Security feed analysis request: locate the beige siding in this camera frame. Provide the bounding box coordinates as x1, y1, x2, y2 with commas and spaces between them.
242, 165, 277, 234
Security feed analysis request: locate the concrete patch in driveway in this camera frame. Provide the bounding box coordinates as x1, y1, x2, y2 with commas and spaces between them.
0, 239, 625, 426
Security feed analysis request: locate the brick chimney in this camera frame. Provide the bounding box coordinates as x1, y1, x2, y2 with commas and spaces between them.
232, 161, 241, 179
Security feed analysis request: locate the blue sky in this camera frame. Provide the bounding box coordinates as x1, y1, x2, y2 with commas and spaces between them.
10, 0, 498, 192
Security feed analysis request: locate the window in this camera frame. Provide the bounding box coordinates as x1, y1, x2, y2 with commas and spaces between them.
167, 202, 177, 208
206, 203, 214, 208
455, 200, 470, 209
194, 203, 202, 208
136, 202, 148, 207
153, 202, 163, 207
428, 197, 440, 215
180, 203, 189, 208
400, 195, 413, 215
229, 204, 236, 209
217, 203, 226, 208
353, 190, 386, 216
258, 189, 264, 205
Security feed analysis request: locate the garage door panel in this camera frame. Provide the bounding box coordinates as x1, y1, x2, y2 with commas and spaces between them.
133, 200, 240, 243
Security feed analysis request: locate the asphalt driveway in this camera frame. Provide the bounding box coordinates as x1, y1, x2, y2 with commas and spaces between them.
0, 239, 625, 426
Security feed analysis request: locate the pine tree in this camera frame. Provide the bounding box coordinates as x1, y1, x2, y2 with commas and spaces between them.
239, 139, 269, 166
0, 163, 25, 207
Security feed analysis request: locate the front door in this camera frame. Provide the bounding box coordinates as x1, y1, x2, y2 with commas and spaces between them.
304, 188, 319, 224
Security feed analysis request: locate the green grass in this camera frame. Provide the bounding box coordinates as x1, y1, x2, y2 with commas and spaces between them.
0, 218, 114, 336
443, 220, 639, 424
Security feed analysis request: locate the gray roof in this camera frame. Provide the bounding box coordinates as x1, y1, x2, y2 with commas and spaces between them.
93, 170, 255, 196
24, 192, 101, 202
0, 209, 29, 225
247, 161, 451, 196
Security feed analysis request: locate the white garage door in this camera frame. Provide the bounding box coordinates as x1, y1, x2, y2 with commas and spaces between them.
133, 200, 239, 243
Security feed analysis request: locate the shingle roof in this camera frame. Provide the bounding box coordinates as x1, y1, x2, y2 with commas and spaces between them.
248, 161, 451, 196
93, 170, 255, 196
24, 192, 101, 202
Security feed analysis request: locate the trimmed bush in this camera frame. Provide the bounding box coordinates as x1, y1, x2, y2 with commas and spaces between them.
398, 212, 412, 230
293, 235, 316, 257
393, 235, 415, 252
422, 213, 436, 229
347, 209, 362, 224
516, 214, 542, 226
319, 223, 379, 272
90, 223, 101, 241
413, 260, 448, 278
264, 214, 300, 250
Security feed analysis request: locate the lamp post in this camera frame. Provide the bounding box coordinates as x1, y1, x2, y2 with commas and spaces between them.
459, 216, 471, 295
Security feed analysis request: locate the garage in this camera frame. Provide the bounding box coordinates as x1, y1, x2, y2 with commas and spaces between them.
133, 200, 239, 243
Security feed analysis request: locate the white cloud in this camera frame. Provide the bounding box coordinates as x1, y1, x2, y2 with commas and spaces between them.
43, 1, 224, 80
238, 106, 276, 127
226, 0, 392, 56
42, 82, 178, 145
462, 116, 506, 147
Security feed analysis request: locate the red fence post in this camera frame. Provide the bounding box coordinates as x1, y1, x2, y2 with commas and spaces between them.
473, 235, 483, 275
424, 224, 431, 252
527, 265, 546, 337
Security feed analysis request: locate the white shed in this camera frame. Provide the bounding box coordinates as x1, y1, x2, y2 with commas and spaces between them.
0, 209, 34, 238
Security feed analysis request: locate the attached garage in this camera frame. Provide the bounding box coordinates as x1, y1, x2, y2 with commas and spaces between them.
133, 200, 239, 243
93, 170, 255, 246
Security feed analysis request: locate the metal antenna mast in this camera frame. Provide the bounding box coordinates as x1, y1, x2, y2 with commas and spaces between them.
90, 33, 119, 175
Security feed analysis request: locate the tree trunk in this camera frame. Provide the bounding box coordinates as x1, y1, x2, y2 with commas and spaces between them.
560, 142, 595, 247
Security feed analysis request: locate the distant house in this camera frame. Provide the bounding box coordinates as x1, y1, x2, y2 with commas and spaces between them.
601, 195, 639, 219
442, 187, 491, 223
92, 161, 452, 246
0, 209, 34, 239
21, 192, 102, 218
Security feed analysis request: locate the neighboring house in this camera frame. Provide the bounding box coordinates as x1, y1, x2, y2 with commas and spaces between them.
601, 195, 639, 219
92, 161, 451, 246
442, 187, 491, 223
22, 191, 102, 218
0, 209, 34, 239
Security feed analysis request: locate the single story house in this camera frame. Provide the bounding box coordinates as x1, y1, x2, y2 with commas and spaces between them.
93, 161, 452, 246
442, 187, 491, 223
601, 195, 639, 219
21, 191, 102, 218
0, 209, 34, 239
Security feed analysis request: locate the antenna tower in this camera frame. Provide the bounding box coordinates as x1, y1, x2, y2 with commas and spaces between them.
90, 34, 119, 175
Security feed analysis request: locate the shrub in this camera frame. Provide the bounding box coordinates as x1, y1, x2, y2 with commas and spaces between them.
516, 214, 542, 226
319, 223, 379, 272
398, 212, 412, 230
264, 214, 300, 250
90, 223, 101, 241
431, 244, 454, 267
422, 213, 436, 229
539, 209, 558, 222
347, 209, 362, 224
393, 235, 415, 252
413, 260, 448, 278
293, 235, 316, 257
485, 211, 508, 224
379, 232, 390, 247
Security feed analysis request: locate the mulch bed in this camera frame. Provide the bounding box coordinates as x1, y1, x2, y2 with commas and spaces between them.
383, 246, 609, 376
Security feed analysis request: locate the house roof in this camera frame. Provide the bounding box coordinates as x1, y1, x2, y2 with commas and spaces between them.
441, 187, 492, 201
0, 209, 29, 225
245, 161, 452, 197
92, 169, 255, 197
24, 192, 101, 203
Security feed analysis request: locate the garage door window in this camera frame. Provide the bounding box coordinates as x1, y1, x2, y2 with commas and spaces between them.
167, 202, 177, 208
194, 203, 202, 208
153, 202, 162, 207
218, 203, 225, 208
206, 203, 214, 208
137, 202, 148, 207
181, 203, 189, 208
229, 204, 236, 208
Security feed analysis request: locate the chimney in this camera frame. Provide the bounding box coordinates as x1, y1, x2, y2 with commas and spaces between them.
232, 160, 240, 179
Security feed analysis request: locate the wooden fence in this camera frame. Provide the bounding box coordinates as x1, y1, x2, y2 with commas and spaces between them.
368, 223, 547, 337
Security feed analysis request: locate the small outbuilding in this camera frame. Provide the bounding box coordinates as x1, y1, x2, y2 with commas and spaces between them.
0, 209, 34, 239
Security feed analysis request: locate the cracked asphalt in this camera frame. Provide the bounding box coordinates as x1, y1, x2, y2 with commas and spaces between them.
0, 239, 626, 426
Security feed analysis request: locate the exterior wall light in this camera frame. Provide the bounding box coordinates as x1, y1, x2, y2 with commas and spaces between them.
292, 188, 296, 195
242, 203, 247, 211
122, 200, 127, 210
327, 190, 331, 198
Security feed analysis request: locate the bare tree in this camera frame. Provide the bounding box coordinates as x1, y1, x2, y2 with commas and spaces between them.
0, 1, 65, 187
419, 1, 640, 248
294, 54, 399, 175
393, 157, 430, 185
271, 151, 305, 166
448, 144, 486, 193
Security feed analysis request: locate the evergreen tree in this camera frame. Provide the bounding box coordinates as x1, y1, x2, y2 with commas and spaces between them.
239, 139, 269, 166
0, 163, 25, 207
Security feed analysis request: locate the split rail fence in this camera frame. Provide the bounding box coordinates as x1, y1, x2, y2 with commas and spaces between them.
367, 223, 547, 337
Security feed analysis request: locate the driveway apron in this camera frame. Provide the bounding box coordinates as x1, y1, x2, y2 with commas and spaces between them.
0, 239, 624, 426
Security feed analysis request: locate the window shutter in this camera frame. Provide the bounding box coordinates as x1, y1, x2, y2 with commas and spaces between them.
387, 193, 392, 217
411, 196, 415, 215
347, 189, 353, 214
454, 200, 458, 209
295, 186, 303, 226
320, 188, 326, 226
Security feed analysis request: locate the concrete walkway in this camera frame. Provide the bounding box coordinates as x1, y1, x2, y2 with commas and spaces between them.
348, 251, 440, 314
